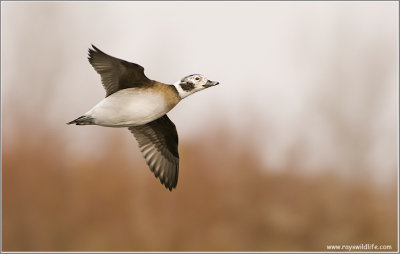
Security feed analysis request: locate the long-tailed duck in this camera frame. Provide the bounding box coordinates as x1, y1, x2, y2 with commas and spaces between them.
68, 45, 219, 191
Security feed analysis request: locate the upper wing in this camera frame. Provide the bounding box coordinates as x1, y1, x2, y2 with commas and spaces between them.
128, 115, 179, 191
88, 45, 152, 97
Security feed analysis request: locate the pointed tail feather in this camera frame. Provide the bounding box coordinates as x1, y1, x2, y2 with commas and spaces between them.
67, 115, 94, 125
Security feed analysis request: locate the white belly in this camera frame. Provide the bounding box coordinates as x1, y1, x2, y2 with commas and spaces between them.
86, 88, 172, 127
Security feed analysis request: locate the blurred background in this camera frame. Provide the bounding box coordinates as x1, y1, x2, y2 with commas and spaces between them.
1, 1, 398, 252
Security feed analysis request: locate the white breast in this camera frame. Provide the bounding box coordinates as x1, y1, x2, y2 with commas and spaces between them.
85, 88, 172, 127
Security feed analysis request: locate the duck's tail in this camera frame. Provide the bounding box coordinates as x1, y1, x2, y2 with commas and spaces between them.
67, 115, 94, 125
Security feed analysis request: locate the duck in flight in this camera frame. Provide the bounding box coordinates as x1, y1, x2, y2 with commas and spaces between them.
68, 45, 219, 191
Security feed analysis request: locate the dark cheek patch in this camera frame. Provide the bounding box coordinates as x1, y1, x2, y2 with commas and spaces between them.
180, 82, 194, 91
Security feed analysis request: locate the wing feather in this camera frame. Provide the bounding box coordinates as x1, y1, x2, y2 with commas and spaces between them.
88, 45, 152, 97
128, 115, 179, 190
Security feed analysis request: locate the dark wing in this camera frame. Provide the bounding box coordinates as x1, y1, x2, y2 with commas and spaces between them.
88, 45, 152, 97
128, 115, 179, 191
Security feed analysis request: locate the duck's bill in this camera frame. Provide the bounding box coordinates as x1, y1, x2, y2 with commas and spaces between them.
203, 80, 220, 88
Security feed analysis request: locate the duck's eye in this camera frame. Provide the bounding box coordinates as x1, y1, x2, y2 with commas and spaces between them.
195, 77, 200, 81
